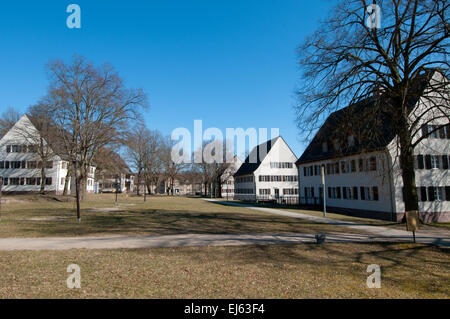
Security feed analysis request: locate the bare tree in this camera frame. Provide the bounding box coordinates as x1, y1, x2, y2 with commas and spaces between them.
125, 124, 151, 196
160, 136, 188, 195
142, 130, 164, 196
296, 0, 449, 213
0, 107, 21, 138
40, 55, 148, 221
194, 140, 232, 198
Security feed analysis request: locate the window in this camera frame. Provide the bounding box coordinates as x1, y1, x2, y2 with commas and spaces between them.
0, 162, 3, 169
283, 188, 298, 195
3, 178, 8, 185
45, 177, 52, 185
322, 142, 328, 153
341, 161, 347, 174
431, 156, 441, 169
27, 161, 37, 169
359, 159, 364, 172
369, 157, 377, 171
334, 163, 340, 174
259, 189, 270, 195
12, 145, 19, 152
46, 161, 53, 169
348, 135, 355, 147
372, 187, 379, 201
305, 187, 314, 198
351, 160, 356, 172
6, 145, 11, 153
270, 162, 293, 169
353, 187, 358, 200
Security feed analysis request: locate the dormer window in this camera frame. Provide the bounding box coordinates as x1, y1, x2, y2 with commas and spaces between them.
322, 142, 328, 153
333, 139, 340, 151
348, 135, 355, 147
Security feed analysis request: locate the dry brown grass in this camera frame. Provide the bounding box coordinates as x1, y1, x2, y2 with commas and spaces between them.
0, 195, 370, 238
0, 242, 448, 298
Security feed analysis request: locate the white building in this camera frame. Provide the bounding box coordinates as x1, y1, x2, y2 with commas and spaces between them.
296, 70, 449, 223
0, 115, 70, 195
221, 155, 242, 199
0, 114, 96, 195
234, 136, 298, 203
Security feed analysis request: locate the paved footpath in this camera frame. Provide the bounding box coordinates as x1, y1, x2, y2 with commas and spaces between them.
0, 200, 448, 251
204, 199, 450, 247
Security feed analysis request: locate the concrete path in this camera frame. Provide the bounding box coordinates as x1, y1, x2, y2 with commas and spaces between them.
204, 199, 450, 247
1, 231, 448, 251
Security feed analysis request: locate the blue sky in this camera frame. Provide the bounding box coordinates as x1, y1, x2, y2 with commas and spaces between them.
0, 0, 332, 157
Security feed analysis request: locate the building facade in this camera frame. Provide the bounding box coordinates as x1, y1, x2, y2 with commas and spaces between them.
234, 136, 298, 203
221, 156, 242, 199
296, 71, 450, 222
0, 115, 70, 195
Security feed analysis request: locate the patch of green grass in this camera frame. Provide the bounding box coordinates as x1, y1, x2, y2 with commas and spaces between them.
0, 195, 369, 238
0, 242, 448, 298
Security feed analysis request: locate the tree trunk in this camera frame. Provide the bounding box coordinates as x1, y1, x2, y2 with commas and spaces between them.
136, 171, 141, 196
63, 165, 71, 196
397, 107, 419, 221
75, 169, 81, 222
40, 167, 46, 194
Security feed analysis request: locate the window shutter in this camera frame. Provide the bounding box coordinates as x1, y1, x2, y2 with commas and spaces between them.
353, 187, 358, 200
422, 124, 429, 138
446, 124, 450, 139
445, 186, 450, 201
439, 127, 446, 139
311, 187, 314, 198
373, 187, 379, 201
420, 187, 427, 202
417, 155, 424, 169
328, 187, 331, 198
427, 187, 435, 201
360, 187, 365, 200
425, 155, 432, 169
303, 167, 306, 176
443, 156, 449, 170
343, 188, 347, 199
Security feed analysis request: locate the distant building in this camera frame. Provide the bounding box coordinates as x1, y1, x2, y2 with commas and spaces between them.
234, 136, 298, 203
221, 156, 242, 199
94, 149, 135, 193
296, 70, 449, 222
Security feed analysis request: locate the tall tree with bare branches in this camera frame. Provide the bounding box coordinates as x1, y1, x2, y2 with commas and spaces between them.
0, 107, 21, 138
296, 0, 449, 214
39, 55, 148, 221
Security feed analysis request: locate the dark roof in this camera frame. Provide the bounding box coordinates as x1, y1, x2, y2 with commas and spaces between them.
296, 71, 433, 165
234, 137, 280, 177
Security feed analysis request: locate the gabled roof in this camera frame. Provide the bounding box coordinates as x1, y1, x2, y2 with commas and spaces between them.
234, 136, 280, 177
296, 70, 434, 165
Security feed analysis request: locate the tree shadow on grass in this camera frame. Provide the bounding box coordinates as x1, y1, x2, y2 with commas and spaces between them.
10, 207, 349, 237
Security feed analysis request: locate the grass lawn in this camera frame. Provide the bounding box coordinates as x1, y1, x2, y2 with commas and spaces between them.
235, 201, 450, 231
0, 242, 448, 298
0, 194, 373, 238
